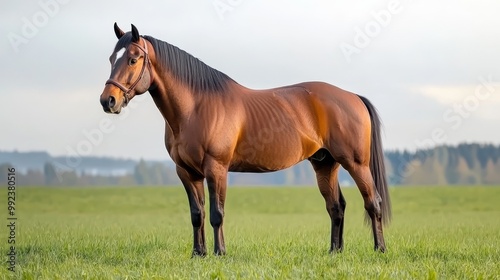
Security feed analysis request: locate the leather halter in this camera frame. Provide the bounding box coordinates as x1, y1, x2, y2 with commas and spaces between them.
105, 38, 152, 104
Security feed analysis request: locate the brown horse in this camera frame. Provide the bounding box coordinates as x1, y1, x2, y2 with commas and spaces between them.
100, 23, 391, 256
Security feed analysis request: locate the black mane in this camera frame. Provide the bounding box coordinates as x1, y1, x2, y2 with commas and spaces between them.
114, 33, 233, 93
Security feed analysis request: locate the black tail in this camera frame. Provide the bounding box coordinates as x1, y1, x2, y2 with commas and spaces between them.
358, 95, 392, 226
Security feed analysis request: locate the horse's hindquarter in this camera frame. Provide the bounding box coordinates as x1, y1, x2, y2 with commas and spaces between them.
302, 82, 372, 161
230, 85, 326, 172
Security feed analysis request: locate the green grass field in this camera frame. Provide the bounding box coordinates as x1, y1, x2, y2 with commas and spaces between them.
1, 186, 499, 279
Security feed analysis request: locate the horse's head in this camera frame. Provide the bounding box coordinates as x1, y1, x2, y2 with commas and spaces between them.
100, 23, 153, 113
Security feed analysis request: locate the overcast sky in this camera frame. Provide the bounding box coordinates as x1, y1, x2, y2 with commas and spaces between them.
1, 0, 499, 161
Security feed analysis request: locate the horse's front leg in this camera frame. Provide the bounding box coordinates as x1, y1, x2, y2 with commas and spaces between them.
176, 166, 206, 257
204, 158, 228, 255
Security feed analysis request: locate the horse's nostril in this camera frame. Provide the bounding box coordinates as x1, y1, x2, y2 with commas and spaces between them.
108, 96, 116, 108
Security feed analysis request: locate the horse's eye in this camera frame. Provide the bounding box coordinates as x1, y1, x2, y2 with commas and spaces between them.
128, 58, 137, 65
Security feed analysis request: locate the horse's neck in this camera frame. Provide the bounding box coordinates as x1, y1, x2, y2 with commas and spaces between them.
149, 79, 195, 135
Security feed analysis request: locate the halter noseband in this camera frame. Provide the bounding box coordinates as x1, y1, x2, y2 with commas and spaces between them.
105, 38, 153, 104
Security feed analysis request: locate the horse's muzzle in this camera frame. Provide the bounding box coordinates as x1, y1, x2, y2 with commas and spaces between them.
100, 94, 121, 114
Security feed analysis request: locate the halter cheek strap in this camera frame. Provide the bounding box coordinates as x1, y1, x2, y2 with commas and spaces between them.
105, 38, 153, 104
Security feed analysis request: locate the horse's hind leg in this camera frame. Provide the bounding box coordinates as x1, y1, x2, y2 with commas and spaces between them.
309, 151, 345, 253
343, 161, 386, 252
338, 186, 347, 250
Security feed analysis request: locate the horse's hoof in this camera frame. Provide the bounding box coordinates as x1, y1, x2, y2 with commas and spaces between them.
214, 250, 226, 256
191, 250, 207, 258
329, 244, 344, 254
329, 248, 343, 254
374, 246, 386, 253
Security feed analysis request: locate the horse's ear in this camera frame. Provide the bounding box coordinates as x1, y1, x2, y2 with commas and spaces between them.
114, 22, 124, 39
131, 24, 140, 42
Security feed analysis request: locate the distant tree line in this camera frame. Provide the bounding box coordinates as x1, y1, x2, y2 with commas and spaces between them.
0, 159, 180, 186
1, 143, 500, 186
386, 143, 500, 185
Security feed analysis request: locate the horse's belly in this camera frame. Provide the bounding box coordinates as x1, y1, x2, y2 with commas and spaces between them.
228, 162, 283, 173
228, 157, 298, 173
229, 134, 313, 173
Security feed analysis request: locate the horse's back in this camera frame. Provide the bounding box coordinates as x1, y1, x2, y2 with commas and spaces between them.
265, 81, 370, 142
